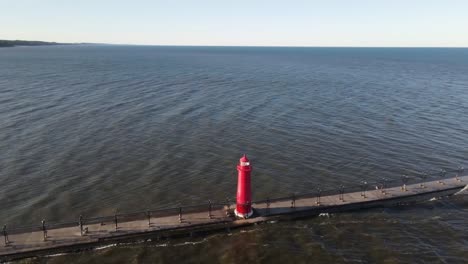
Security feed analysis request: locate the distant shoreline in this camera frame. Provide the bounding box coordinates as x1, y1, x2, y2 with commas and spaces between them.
0, 39, 86, 48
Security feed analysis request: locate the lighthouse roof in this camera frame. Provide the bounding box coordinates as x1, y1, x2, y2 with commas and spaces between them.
240, 154, 249, 162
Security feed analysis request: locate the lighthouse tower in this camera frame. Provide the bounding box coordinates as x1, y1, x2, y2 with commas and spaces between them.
235, 154, 253, 218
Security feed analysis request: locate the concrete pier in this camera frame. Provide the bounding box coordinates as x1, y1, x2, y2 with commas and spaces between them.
1, 174, 467, 261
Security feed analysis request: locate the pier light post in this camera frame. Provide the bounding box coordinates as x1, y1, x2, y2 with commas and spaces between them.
208, 200, 212, 219
114, 213, 118, 230
235, 154, 253, 218
316, 188, 322, 205
361, 181, 368, 198
456, 167, 464, 182
339, 185, 345, 201
226, 198, 233, 216
420, 172, 429, 188
147, 211, 151, 227
419, 172, 425, 188
225, 198, 232, 217
266, 198, 271, 213
401, 175, 409, 192
3, 225, 8, 246
179, 207, 183, 223
79, 215, 83, 236
438, 169, 446, 185
41, 219, 47, 241
380, 178, 387, 195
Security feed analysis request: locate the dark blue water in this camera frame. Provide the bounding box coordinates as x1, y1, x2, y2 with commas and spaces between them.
1, 46, 467, 263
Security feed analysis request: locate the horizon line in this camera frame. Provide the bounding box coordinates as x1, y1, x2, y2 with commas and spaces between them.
2, 39, 468, 49
111, 44, 468, 48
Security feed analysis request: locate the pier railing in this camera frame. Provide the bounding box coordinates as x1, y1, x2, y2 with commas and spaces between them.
255, 167, 465, 205
2, 167, 465, 237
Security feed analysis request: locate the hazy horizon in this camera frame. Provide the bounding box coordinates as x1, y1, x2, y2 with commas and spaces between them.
2, 40, 468, 49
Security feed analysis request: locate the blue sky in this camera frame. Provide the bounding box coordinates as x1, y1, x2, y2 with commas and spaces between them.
1, 0, 467, 47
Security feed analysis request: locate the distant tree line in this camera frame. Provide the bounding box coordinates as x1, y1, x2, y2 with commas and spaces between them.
0, 40, 66, 48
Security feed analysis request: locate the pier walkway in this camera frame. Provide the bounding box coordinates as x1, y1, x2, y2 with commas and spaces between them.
1, 173, 467, 261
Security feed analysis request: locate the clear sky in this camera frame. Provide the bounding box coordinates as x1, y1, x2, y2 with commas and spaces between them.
1, 0, 467, 47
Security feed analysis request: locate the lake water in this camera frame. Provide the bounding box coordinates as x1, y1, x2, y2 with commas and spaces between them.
1, 46, 467, 263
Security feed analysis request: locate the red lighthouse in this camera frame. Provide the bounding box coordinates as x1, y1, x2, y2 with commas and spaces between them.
235, 154, 253, 218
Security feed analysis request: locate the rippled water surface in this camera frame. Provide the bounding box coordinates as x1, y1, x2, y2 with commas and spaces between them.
1, 46, 468, 263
